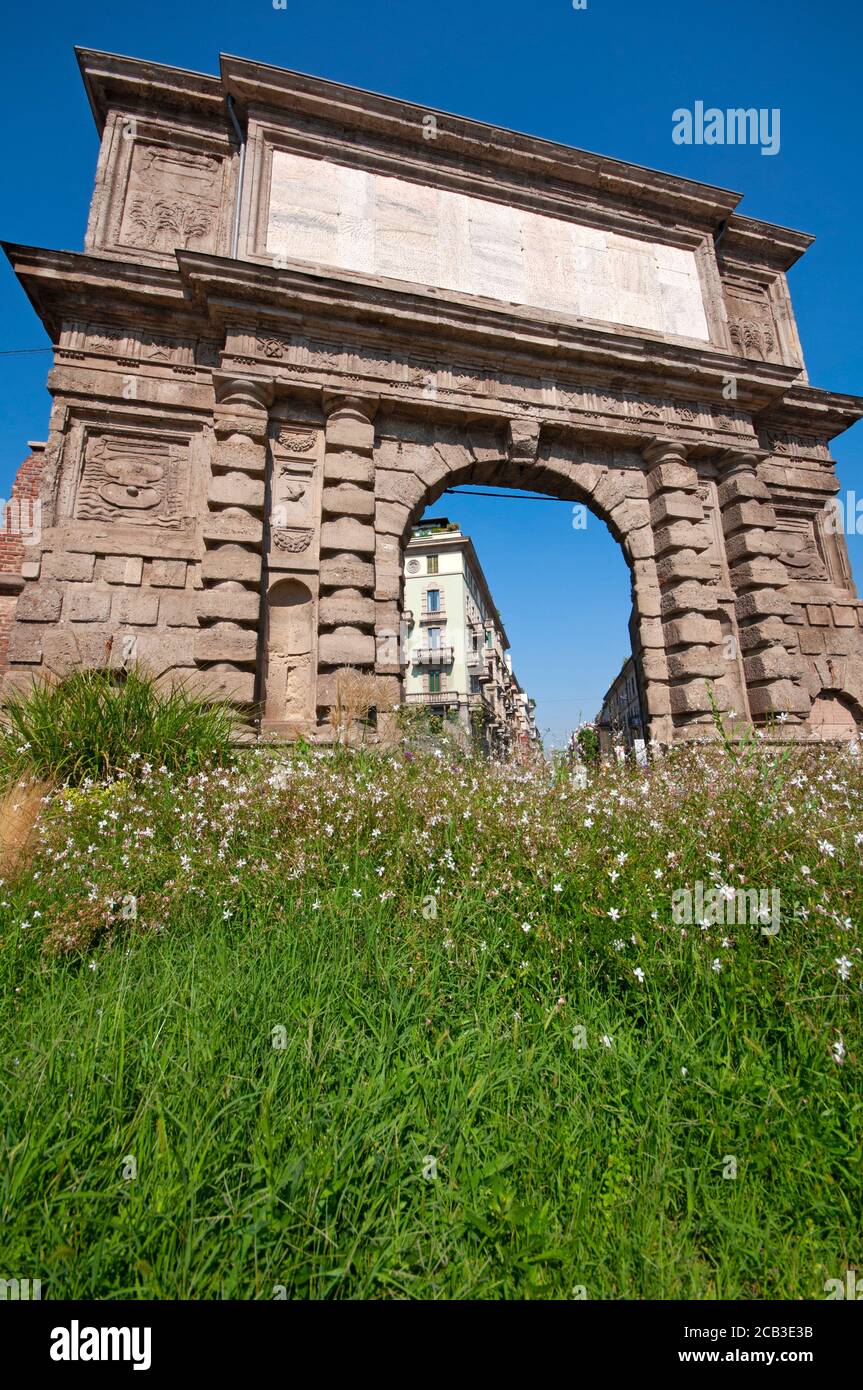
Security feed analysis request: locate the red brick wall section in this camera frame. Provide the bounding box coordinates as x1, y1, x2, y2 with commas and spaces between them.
0, 444, 46, 674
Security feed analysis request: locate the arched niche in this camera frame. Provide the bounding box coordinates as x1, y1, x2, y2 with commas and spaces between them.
262, 578, 315, 727
808, 690, 862, 742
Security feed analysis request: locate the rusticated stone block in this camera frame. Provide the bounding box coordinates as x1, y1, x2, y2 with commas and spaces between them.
637, 617, 665, 649
644, 681, 672, 716
797, 626, 825, 656
747, 680, 811, 716
669, 680, 723, 715
374, 500, 412, 538
194, 626, 258, 663
319, 594, 376, 627
660, 582, 720, 618
16, 583, 62, 622
832, 604, 857, 628
203, 508, 263, 546
42, 551, 96, 582
320, 554, 376, 589
720, 501, 775, 533
191, 666, 256, 704
65, 589, 112, 623
717, 473, 771, 508
724, 530, 781, 565
8, 625, 43, 663
325, 407, 374, 453
212, 437, 267, 475
655, 555, 715, 586
735, 590, 793, 621
320, 518, 376, 554
649, 493, 704, 526
645, 461, 700, 496
744, 647, 803, 682
112, 590, 160, 626
324, 452, 375, 485
664, 616, 722, 648
374, 469, 427, 508
738, 616, 795, 651
653, 522, 712, 557
667, 647, 727, 680
806, 604, 831, 627
196, 587, 259, 623
640, 650, 669, 681
730, 560, 789, 588
322, 483, 375, 519
150, 559, 187, 588
318, 627, 376, 666
625, 525, 655, 560
201, 546, 262, 585
609, 499, 650, 538
208, 472, 265, 510
103, 555, 143, 585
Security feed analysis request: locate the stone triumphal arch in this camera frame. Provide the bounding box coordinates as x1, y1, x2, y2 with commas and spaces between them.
3, 49, 863, 744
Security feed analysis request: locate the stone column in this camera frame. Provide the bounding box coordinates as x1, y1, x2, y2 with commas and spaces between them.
196, 377, 271, 704
716, 450, 810, 724
317, 395, 379, 716
644, 438, 732, 733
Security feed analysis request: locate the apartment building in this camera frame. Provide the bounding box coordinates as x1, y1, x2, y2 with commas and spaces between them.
403, 518, 539, 754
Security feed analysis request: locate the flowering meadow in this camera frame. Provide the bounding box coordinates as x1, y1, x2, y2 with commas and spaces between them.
1, 735, 861, 1299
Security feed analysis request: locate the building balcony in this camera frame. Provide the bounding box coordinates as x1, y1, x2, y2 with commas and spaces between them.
411, 645, 454, 666
405, 691, 459, 707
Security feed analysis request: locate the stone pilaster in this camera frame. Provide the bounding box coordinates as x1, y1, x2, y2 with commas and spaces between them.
716, 450, 810, 723
197, 377, 272, 704
316, 395, 379, 710
644, 438, 732, 733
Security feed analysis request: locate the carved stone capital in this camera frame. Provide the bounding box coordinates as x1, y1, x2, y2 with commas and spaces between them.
715, 448, 768, 479
642, 437, 689, 470
323, 391, 379, 421
213, 376, 274, 442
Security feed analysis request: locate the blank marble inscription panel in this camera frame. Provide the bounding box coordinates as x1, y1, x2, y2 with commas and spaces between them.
267, 149, 710, 341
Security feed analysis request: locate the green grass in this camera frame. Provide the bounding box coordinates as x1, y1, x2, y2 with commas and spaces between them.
0, 737, 861, 1298
0, 667, 237, 787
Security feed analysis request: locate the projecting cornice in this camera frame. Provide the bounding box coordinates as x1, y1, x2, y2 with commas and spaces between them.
7, 241, 861, 441
75, 47, 226, 133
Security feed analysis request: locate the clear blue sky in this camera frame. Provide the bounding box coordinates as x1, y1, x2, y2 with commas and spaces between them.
2, 0, 861, 745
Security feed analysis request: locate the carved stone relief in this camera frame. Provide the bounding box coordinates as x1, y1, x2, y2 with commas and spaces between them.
119, 146, 222, 254
75, 434, 187, 527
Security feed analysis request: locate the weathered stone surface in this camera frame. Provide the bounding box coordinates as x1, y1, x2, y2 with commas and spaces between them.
189, 666, 256, 703
324, 452, 375, 485
201, 546, 262, 584
65, 588, 112, 622
16, 583, 62, 622
660, 582, 720, 618
325, 407, 375, 453
318, 627, 375, 665
650, 493, 703, 526
42, 551, 96, 582
664, 616, 722, 648
150, 559, 187, 588
747, 680, 811, 716
196, 587, 260, 623
208, 471, 265, 510
322, 484, 375, 519
667, 647, 726, 680
736, 590, 794, 621
653, 522, 712, 557
320, 518, 376, 554
103, 555, 144, 585
744, 648, 803, 682
320, 554, 376, 589
112, 590, 160, 626
319, 594, 376, 627
7, 625, 43, 663
194, 626, 258, 663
